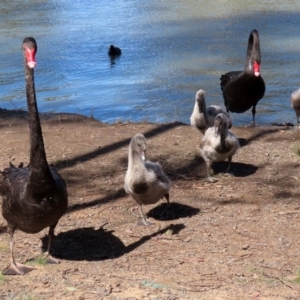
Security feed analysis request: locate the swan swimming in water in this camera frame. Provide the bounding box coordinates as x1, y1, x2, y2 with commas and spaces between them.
108, 45, 121, 56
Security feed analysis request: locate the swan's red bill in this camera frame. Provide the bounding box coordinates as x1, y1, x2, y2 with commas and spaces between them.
253, 61, 260, 77
24, 46, 36, 68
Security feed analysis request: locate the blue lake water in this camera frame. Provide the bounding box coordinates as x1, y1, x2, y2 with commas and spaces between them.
0, 1, 300, 126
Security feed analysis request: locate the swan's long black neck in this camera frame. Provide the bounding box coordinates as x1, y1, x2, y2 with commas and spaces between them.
25, 64, 53, 186
245, 29, 261, 73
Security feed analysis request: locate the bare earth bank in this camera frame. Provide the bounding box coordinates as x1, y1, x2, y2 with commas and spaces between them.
0, 110, 300, 300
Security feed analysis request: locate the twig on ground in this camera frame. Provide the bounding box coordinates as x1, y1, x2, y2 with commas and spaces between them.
232, 253, 253, 262
262, 272, 300, 291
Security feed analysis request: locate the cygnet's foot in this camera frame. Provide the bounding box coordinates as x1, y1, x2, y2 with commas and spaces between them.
207, 176, 218, 183
223, 171, 234, 177
2, 262, 34, 275
138, 217, 154, 226
42, 252, 60, 264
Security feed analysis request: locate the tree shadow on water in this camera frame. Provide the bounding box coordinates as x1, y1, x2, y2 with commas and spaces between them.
41, 223, 185, 261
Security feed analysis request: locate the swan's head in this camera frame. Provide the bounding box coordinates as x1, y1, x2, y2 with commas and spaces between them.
22, 37, 37, 69
130, 133, 147, 161
196, 89, 206, 112
214, 113, 227, 137
291, 88, 300, 101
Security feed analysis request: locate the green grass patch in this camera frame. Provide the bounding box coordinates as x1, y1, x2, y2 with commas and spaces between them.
294, 272, 300, 284
26, 255, 47, 266
293, 144, 300, 157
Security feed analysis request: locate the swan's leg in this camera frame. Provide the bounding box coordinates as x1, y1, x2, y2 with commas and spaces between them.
206, 161, 218, 183
249, 106, 257, 127
138, 203, 153, 226
3, 228, 34, 275
42, 225, 60, 264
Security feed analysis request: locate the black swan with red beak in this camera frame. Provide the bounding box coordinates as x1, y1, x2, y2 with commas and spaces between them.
0, 37, 68, 275
220, 29, 265, 125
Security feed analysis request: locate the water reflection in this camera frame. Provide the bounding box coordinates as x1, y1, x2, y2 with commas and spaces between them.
0, 1, 300, 126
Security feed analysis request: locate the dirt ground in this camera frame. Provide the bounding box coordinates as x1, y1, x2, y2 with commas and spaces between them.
0, 109, 300, 300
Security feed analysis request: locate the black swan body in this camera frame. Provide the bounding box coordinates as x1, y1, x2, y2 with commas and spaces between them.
108, 45, 121, 56
220, 29, 265, 125
0, 37, 68, 275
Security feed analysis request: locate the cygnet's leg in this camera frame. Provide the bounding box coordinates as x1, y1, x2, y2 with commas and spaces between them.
138, 203, 153, 226
41, 225, 60, 264
3, 228, 34, 275
206, 161, 218, 183
160, 193, 174, 220
224, 156, 234, 177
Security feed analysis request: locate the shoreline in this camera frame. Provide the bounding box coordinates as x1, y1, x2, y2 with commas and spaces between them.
0, 107, 296, 128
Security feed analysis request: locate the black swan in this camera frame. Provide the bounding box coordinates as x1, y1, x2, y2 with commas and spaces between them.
200, 113, 240, 183
220, 29, 265, 125
0, 37, 68, 275
108, 45, 121, 56
291, 88, 300, 128
124, 133, 171, 226
190, 89, 232, 134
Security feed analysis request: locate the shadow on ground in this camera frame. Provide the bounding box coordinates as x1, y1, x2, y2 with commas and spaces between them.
148, 202, 200, 221
41, 223, 185, 261
213, 161, 258, 177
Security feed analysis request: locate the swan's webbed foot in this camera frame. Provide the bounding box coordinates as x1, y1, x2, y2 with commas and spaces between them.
247, 121, 258, 127
2, 262, 34, 276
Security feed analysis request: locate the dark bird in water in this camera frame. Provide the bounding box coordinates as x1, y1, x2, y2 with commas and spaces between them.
108, 45, 121, 56
220, 29, 265, 126
291, 88, 300, 128
0, 37, 68, 275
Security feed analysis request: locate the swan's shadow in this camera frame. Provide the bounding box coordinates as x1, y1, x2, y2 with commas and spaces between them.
42, 227, 124, 261
41, 223, 185, 261
213, 162, 258, 177
147, 202, 200, 221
